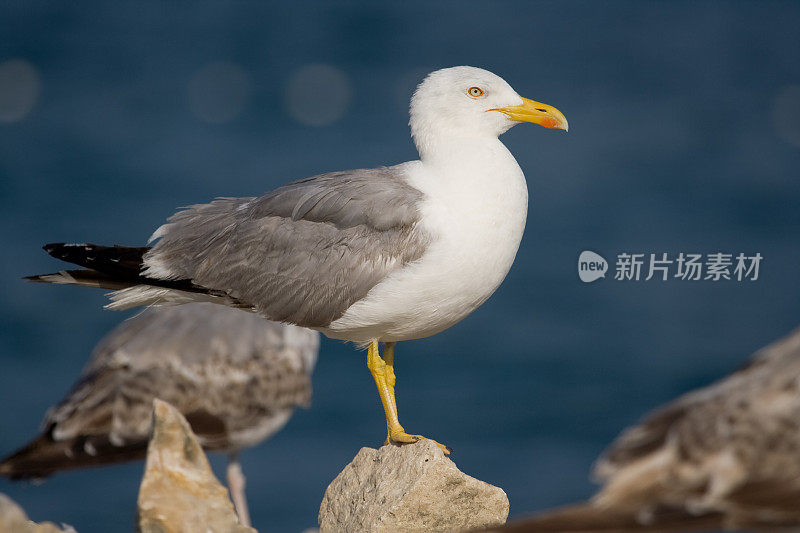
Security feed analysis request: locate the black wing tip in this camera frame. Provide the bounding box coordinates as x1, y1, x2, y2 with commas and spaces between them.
0, 447, 43, 481
43, 242, 92, 258
0, 460, 54, 481
43, 242, 69, 252
0, 465, 38, 481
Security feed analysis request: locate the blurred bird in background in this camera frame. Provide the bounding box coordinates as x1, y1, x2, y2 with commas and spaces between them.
492, 325, 800, 532
0, 303, 319, 528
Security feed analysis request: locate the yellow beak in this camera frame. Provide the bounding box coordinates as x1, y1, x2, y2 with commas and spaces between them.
491, 97, 568, 131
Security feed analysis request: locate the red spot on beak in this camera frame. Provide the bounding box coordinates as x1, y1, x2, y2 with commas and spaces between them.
541, 117, 558, 129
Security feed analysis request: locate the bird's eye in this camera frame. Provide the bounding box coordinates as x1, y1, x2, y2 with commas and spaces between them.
467, 87, 484, 97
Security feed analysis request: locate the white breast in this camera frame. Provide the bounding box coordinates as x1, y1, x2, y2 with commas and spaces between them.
324, 138, 528, 344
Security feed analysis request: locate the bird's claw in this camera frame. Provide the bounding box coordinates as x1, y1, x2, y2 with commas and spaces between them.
385, 431, 452, 455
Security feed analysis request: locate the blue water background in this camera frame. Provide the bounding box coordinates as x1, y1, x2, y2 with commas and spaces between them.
1, 2, 800, 531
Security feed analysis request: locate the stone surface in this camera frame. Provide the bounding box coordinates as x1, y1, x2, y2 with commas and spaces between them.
137, 399, 255, 533
318, 440, 509, 533
0, 493, 76, 533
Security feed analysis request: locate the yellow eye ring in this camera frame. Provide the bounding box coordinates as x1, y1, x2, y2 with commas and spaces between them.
467, 86, 484, 97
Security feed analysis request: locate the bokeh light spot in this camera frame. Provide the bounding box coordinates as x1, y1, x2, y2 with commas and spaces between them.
187, 62, 252, 124
285, 64, 352, 127
773, 85, 800, 147
0, 59, 41, 123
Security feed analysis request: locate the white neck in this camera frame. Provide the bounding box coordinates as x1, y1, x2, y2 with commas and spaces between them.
414, 135, 523, 193
414, 122, 517, 160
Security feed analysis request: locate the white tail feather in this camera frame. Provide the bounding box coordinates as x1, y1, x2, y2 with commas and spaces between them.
37, 271, 78, 284
37, 271, 111, 289
106, 286, 221, 311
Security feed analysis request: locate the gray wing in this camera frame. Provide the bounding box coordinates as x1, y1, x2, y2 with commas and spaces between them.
593, 326, 800, 522
36, 305, 317, 459
142, 166, 430, 327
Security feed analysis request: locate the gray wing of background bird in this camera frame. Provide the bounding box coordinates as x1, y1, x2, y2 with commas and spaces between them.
138, 166, 430, 327
0, 303, 319, 479
592, 325, 800, 526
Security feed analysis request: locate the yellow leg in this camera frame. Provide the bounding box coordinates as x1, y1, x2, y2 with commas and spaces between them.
383, 342, 398, 433
367, 340, 451, 454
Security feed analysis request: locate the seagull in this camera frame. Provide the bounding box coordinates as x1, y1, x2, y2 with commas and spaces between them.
592, 325, 800, 528
492, 326, 800, 532
0, 303, 319, 528
27, 66, 568, 454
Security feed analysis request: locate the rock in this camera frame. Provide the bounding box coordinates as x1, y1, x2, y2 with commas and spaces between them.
318, 440, 509, 533
137, 399, 255, 533
0, 493, 76, 532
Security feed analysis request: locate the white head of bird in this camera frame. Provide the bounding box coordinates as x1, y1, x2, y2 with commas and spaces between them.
409, 66, 568, 159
